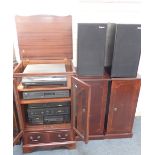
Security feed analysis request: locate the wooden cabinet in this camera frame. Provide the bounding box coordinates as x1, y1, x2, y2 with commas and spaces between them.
106, 78, 141, 138
13, 15, 141, 153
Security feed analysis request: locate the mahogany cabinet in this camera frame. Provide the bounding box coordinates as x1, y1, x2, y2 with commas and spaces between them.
13, 15, 92, 153
78, 77, 141, 140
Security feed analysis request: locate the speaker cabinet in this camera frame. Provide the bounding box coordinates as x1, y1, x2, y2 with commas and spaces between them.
77, 23, 107, 76
111, 24, 141, 77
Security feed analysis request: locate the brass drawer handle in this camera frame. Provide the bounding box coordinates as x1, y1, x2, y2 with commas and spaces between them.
31, 139, 39, 142
60, 137, 67, 140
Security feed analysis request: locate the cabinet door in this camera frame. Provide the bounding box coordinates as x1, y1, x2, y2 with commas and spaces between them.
13, 100, 22, 145
106, 79, 141, 134
13, 130, 23, 145
83, 80, 108, 136
71, 77, 91, 143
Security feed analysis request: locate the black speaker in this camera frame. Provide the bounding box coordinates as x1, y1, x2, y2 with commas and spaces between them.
111, 24, 141, 77
104, 23, 116, 68
77, 23, 107, 76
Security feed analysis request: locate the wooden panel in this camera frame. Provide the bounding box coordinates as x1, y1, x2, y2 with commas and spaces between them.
71, 77, 91, 143
23, 141, 76, 153
25, 123, 71, 132
83, 79, 108, 136
20, 98, 71, 104
106, 78, 141, 134
13, 99, 20, 139
15, 15, 72, 60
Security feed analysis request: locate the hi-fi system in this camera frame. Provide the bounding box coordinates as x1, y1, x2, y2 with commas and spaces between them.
26, 102, 71, 124
21, 63, 71, 125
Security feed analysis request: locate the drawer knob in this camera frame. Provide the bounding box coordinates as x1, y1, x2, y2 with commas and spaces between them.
114, 108, 118, 111
58, 134, 62, 138
37, 135, 41, 139
30, 136, 33, 140
82, 108, 86, 112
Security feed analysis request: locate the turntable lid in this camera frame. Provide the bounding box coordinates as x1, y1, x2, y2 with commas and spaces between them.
15, 15, 73, 60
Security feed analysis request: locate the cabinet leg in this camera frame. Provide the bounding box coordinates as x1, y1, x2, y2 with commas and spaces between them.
23, 147, 33, 153
67, 143, 76, 150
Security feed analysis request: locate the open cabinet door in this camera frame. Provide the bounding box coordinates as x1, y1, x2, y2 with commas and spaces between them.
13, 130, 23, 145
13, 80, 24, 145
71, 77, 91, 144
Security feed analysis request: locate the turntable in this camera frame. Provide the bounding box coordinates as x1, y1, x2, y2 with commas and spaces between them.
22, 64, 67, 86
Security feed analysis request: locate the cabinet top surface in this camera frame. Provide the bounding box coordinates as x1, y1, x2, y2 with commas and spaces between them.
15, 15, 73, 60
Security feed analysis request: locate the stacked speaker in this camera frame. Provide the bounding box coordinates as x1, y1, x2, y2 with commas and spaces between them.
77, 23, 141, 77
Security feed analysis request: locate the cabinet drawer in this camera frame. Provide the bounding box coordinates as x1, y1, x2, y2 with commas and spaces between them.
51, 131, 71, 142
24, 132, 50, 144
24, 130, 72, 144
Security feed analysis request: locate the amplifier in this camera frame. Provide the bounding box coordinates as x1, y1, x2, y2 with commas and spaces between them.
28, 102, 70, 109
27, 115, 70, 124
44, 115, 70, 124
23, 90, 70, 99
26, 102, 71, 125
27, 107, 70, 117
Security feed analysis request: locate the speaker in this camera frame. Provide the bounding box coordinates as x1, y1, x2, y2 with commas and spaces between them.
104, 23, 116, 68
111, 24, 141, 77
77, 23, 107, 76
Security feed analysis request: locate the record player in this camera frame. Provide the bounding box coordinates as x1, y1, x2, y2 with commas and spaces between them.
22, 64, 67, 86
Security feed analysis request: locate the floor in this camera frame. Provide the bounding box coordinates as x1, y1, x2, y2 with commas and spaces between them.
13, 116, 141, 155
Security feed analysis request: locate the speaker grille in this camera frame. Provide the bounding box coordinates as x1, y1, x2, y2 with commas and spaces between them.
111, 24, 141, 77
77, 23, 107, 76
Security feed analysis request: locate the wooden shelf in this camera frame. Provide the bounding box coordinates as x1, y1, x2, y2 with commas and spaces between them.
20, 98, 71, 104
24, 123, 71, 132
